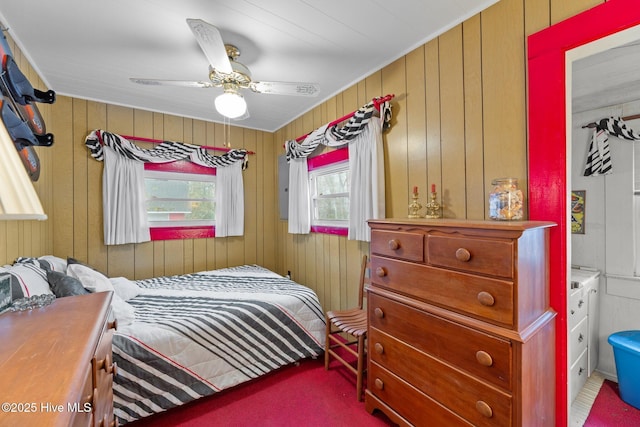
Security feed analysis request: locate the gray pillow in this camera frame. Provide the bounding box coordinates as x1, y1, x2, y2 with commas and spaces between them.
47, 270, 89, 298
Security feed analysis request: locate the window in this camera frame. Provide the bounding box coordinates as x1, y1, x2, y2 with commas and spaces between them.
144, 161, 216, 240
308, 148, 349, 235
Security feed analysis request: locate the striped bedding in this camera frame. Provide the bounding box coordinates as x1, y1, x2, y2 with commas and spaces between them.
112, 265, 326, 425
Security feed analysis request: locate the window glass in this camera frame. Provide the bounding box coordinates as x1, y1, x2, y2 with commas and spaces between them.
144, 170, 215, 228
310, 161, 349, 226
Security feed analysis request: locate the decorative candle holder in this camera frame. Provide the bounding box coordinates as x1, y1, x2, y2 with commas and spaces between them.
424, 190, 442, 219
408, 192, 423, 218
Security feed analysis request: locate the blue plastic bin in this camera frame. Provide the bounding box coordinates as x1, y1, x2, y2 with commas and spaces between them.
608, 330, 640, 410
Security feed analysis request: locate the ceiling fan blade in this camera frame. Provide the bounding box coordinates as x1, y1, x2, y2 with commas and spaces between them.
250, 81, 320, 97
130, 78, 215, 88
186, 19, 232, 74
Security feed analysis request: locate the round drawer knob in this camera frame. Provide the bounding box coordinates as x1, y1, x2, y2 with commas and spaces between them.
476, 400, 493, 418
388, 239, 400, 250
455, 248, 471, 262
475, 350, 494, 367
375, 378, 384, 390
375, 267, 387, 278
108, 319, 118, 330
374, 307, 385, 319
374, 343, 384, 355
477, 291, 495, 307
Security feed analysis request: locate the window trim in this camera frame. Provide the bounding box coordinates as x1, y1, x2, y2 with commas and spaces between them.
144, 160, 216, 240
308, 147, 349, 236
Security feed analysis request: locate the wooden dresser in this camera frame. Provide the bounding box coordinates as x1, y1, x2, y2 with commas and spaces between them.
0, 292, 117, 427
366, 219, 556, 426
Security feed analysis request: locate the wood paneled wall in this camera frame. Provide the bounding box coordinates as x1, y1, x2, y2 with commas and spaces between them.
0, 35, 54, 264
46, 102, 280, 279
272, 0, 604, 312
2, 0, 604, 316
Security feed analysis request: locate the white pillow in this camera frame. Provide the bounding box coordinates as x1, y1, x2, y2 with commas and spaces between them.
65, 265, 134, 326
109, 277, 141, 301
38, 255, 68, 273
110, 293, 135, 326
1, 262, 53, 299
66, 264, 114, 293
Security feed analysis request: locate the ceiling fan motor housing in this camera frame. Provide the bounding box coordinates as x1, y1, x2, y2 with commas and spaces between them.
209, 44, 252, 89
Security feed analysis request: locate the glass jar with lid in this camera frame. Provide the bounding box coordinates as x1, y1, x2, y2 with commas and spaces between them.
489, 178, 523, 220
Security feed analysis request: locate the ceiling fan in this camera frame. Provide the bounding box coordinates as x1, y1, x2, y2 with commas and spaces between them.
130, 19, 320, 119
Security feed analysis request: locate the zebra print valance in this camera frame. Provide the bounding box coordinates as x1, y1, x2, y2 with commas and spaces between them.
284, 99, 392, 161
584, 117, 640, 177
85, 129, 248, 169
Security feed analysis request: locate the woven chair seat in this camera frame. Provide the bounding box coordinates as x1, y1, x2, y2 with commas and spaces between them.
324, 254, 369, 401
326, 309, 367, 337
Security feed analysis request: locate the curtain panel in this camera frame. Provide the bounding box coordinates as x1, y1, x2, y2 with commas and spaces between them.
85, 130, 248, 244
284, 100, 391, 242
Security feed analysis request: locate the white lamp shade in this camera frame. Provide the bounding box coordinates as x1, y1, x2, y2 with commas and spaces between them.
215, 91, 247, 119
0, 113, 47, 220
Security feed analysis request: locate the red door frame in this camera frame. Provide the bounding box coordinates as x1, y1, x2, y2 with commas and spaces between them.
527, 0, 640, 424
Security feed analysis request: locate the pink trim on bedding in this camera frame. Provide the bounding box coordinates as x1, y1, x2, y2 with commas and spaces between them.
274, 304, 324, 347
119, 333, 221, 391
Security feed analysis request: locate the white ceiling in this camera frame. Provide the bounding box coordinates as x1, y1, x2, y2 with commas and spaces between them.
0, 0, 498, 132
572, 38, 640, 114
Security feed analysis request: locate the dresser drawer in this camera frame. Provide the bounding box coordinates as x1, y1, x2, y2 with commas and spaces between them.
427, 234, 514, 278
70, 368, 94, 427
369, 293, 513, 390
369, 362, 473, 427
370, 328, 512, 426
371, 229, 424, 262
569, 349, 589, 403
371, 256, 514, 327
568, 287, 588, 330
569, 317, 588, 364
91, 314, 116, 427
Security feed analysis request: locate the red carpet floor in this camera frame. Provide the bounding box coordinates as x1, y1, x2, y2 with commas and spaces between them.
585, 380, 640, 426
128, 357, 395, 427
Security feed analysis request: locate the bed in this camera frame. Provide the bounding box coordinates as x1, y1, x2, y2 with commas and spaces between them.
111, 265, 326, 424
0, 258, 326, 425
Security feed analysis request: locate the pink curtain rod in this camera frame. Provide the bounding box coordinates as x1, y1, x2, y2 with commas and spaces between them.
121, 134, 255, 155
294, 94, 395, 142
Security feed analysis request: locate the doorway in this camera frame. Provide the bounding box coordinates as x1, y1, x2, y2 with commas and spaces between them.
527, 0, 640, 424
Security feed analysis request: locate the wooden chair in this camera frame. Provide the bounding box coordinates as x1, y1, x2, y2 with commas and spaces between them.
324, 254, 369, 401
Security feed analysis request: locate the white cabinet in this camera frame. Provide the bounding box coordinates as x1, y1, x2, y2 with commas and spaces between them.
569, 268, 600, 403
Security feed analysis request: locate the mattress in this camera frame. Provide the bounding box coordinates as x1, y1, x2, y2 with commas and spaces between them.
112, 265, 326, 424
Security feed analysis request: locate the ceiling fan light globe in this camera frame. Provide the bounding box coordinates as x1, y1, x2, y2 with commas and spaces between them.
215, 91, 247, 119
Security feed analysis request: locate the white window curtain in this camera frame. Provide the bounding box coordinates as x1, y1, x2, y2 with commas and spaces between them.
215, 160, 244, 237
102, 146, 150, 245
288, 157, 311, 234
287, 124, 328, 234
85, 130, 248, 244
285, 100, 391, 242
348, 117, 385, 241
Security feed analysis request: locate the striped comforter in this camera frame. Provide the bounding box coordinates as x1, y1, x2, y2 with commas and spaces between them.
112, 265, 326, 424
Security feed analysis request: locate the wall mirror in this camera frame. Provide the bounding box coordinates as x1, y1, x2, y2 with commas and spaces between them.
527, 0, 640, 423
